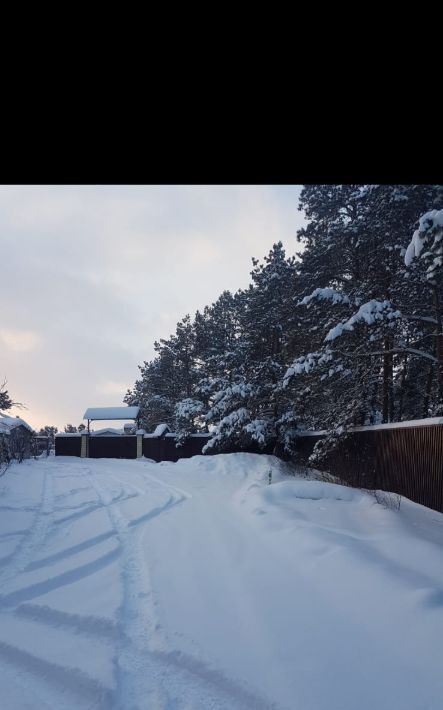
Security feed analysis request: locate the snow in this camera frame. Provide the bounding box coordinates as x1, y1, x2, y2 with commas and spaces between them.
405, 228, 425, 267
298, 287, 350, 306
0, 412, 34, 435
283, 350, 333, 384
152, 423, 170, 437
55, 433, 81, 438
352, 416, 443, 431
1, 453, 443, 709
175, 399, 204, 418
83, 407, 140, 421
325, 300, 401, 341
144, 423, 171, 438
405, 209, 443, 268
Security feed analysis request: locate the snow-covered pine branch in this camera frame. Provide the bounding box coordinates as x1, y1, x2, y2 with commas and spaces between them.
324, 300, 402, 342
174, 398, 206, 446
297, 287, 352, 307
283, 350, 334, 386
404, 210, 443, 283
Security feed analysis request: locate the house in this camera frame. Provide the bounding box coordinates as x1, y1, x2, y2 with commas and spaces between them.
0, 412, 34, 462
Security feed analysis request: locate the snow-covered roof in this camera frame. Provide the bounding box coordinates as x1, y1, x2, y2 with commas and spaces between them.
91, 428, 124, 436
153, 423, 170, 436
83, 406, 140, 421
0, 412, 34, 435
144, 423, 171, 438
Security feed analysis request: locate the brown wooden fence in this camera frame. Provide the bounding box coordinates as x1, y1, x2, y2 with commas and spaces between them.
89, 436, 137, 459
294, 423, 443, 513
55, 433, 275, 461
55, 434, 214, 461
55, 435, 82, 457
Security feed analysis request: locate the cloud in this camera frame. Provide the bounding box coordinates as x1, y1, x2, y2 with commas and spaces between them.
0, 329, 42, 353
0, 185, 304, 430
95, 381, 130, 396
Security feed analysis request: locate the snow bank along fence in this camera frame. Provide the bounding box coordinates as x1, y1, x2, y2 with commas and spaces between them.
295, 418, 443, 513
55, 415, 443, 512
55, 430, 213, 462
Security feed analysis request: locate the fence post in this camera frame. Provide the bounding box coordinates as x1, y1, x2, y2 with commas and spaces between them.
137, 433, 143, 459
80, 433, 89, 458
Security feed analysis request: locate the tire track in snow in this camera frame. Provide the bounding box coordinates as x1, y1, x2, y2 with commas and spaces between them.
14, 603, 121, 641
136, 466, 193, 500
0, 640, 112, 708
0, 547, 121, 608
25, 529, 116, 571
89, 467, 282, 710
107, 472, 147, 497
0, 465, 114, 708
88, 467, 173, 708
52, 486, 136, 528
0, 465, 54, 590
11, 599, 283, 710
0, 460, 284, 709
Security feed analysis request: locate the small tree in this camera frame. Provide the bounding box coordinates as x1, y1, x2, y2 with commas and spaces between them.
0, 378, 23, 411
64, 424, 78, 433
38, 426, 58, 446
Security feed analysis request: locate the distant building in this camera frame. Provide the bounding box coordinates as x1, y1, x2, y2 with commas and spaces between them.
91, 427, 125, 437
0, 412, 34, 462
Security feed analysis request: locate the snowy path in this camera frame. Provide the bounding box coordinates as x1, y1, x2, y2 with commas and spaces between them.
1, 454, 443, 709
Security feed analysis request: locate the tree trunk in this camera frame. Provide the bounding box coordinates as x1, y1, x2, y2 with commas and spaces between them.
423, 361, 434, 418
433, 287, 443, 407
398, 354, 408, 421
382, 337, 393, 423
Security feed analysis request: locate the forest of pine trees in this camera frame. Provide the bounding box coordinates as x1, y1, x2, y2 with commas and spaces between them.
125, 185, 443, 463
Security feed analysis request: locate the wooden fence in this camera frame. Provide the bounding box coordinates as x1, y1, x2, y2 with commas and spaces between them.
55, 434, 214, 462
294, 422, 443, 513
55, 433, 273, 462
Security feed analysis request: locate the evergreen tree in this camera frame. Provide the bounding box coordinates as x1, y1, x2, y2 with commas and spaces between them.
0, 378, 21, 411
284, 184, 443, 462
64, 424, 78, 433
38, 426, 58, 445
125, 185, 443, 461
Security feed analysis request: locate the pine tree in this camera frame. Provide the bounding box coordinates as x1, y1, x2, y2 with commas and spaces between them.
0, 378, 21, 411
285, 184, 443, 462
64, 424, 78, 433
125, 185, 443, 461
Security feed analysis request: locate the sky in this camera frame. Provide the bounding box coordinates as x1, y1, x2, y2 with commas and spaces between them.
0, 185, 305, 431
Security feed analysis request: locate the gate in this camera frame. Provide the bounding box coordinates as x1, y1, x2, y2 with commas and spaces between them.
89, 436, 137, 459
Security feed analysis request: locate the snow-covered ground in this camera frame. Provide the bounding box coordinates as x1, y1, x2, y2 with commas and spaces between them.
1, 454, 443, 710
